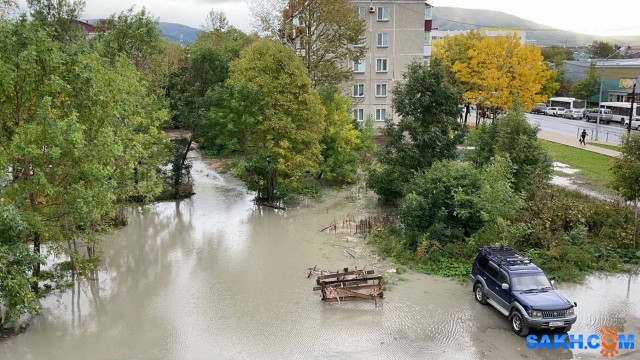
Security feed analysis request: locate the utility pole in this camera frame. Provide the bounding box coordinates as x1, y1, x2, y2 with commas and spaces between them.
629, 83, 636, 134
628, 75, 640, 133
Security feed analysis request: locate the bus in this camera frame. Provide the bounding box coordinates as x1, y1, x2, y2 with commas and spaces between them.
548, 97, 587, 111
599, 102, 640, 125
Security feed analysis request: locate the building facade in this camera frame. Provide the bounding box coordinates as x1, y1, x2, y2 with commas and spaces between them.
564, 59, 640, 103
349, 0, 431, 125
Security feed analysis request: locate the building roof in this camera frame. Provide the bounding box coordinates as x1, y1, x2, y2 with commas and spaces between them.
566, 59, 640, 68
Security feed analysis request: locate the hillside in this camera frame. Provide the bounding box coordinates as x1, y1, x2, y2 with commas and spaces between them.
433, 7, 640, 47
159, 22, 199, 45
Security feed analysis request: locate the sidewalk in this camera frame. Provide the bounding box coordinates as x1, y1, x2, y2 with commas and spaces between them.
537, 130, 621, 157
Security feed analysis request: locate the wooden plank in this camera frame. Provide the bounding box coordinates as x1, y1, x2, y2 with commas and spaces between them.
322, 294, 384, 303
317, 276, 382, 286
336, 288, 375, 300
313, 283, 383, 291
315, 269, 375, 283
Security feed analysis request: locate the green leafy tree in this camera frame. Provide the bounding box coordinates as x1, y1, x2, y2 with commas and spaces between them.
0, 20, 168, 288
0, 204, 42, 329
611, 133, 640, 249
26, 0, 85, 44
317, 88, 361, 185
94, 7, 162, 74
282, 0, 366, 89
571, 61, 600, 100
223, 39, 325, 202
467, 104, 553, 195
475, 156, 525, 245
540, 46, 573, 63
397, 160, 485, 248
368, 61, 465, 202
589, 40, 619, 59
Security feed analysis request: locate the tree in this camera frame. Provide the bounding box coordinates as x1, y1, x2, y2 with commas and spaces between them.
571, 61, 600, 101
474, 156, 525, 245
317, 88, 361, 185
0, 0, 17, 17
94, 7, 162, 74
611, 133, 640, 249
201, 9, 229, 32
0, 19, 168, 289
466, 104, 553, 195
26, 0, 85, 44
249, 0, 287, 39
223, 39, 325, 202
397, 160, 485, 248
589, 40, 619, 59
368, 61, 465, 202
540, 46, 573, 63
435, 33, 554, 116
0, 204, 42, 329
282, 0, 366, 89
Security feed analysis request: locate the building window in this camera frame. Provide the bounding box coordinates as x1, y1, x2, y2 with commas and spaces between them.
424, 6, 432, 19
353, 84, 364, 97
353, 108, 364, 122
376, 58, 388, 72
376, 7, 389, 21
375, 108, 386, 121
424, 31, 431, 45
377, 33, 388, 47
354, 36, 366, 48
353, 60, 364, 73
375, 83, 387, 97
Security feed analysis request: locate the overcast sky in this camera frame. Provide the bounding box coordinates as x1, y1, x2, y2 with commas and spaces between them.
14, 0, 640, 37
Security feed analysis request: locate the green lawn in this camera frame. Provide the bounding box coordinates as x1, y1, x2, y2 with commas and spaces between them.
541, 141, 616, 195
590, 143, 622, 152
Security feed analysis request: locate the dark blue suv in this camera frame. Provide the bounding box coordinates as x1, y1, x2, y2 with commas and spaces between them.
469, 247, 577, 336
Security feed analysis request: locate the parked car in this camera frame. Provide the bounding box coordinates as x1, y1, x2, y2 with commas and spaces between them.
563, 109, 583, 119
584, 108, 613, 124
544, 107, 565, 117
530, 103, 547, 114
469, 247, 577, 336
628, 116, 640, 130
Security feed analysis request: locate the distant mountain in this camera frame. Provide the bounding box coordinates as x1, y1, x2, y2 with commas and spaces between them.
159, 22, 200, 45
433, 7, 640, 47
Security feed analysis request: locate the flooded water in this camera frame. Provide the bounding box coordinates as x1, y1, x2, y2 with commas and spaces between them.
1, 158, 639, 359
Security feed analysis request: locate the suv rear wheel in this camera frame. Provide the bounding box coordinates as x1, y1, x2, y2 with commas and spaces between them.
473, 283, 487, 305
510, 310, 530, 336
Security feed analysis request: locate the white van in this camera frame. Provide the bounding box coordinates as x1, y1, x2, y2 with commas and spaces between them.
544, 107, 566, 117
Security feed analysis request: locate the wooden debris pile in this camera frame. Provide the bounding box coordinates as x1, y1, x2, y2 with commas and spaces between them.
308, 266, 383, 304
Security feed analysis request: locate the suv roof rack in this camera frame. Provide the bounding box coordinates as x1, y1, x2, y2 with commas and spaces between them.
480, 246, 531, 266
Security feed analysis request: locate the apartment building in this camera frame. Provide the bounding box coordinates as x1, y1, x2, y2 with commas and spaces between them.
349, 1, 432, 125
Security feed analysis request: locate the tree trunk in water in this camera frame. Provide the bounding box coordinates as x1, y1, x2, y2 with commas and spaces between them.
181, 136, 193, 170
31, 232, 41, 293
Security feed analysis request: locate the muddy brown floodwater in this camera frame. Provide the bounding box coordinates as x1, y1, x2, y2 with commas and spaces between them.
1, 157, 639, 360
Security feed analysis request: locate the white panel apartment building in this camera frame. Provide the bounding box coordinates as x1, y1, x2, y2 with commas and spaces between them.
350, 1, 432, 126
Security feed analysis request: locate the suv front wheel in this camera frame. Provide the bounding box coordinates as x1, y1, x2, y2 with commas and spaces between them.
510, 310, 530, 336
473, 283, 487, 305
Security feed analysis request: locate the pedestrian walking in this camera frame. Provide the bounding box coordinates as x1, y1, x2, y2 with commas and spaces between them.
580, 129, 587, 145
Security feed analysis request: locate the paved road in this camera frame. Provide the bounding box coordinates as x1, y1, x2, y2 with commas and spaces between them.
525, 113, 630, 144
468, 110, 623, 157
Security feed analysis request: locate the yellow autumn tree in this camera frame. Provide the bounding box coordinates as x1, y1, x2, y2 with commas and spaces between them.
434, 33, 552, 116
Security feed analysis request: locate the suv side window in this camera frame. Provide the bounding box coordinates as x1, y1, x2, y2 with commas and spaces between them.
487, 263, 499, 279
498, 271, 509, 285
477, 255, 489, 271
